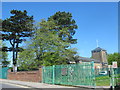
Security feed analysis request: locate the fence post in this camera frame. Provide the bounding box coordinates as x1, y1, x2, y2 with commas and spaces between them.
91, 61, 96, 88
109, 67, 112, 87
115, 68, 118, 86
112, 68, 115, 90
52, 65, 55, 84
0, 66, 2, 79
42, 66, 44, 83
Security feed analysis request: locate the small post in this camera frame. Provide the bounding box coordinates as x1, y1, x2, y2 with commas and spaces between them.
52, 65, 55, 84
112, 61, 118, 89
91, 61, 96, 88
115, 68, 118, 87
111, 68, 115, 90
42, 66, 44, 83
0, 66, 2, 79
109, 67, 112, 89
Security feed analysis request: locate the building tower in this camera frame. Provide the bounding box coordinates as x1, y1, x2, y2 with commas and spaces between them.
91, 47, 108, 66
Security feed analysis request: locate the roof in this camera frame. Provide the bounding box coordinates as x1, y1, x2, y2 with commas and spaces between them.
68, 57, 101, 64
78, 57, 101, 63
91, 47, 106, 52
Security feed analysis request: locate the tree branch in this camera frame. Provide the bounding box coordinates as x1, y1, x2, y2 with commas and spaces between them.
9, 39, 14, 47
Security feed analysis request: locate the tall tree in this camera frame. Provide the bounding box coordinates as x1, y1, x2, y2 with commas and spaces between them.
34, 19, 77, 66
1, 10, 34, 71
17, 19, 77, 70
48, 11, 78, 44
107, 53, 120, 67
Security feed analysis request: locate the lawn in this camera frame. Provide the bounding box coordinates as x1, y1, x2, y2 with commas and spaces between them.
95, 74, 120, 86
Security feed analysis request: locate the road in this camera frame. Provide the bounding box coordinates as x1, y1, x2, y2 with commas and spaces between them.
0, 82, 32, 90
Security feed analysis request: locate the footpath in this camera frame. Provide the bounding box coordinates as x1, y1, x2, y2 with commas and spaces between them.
0, 79, 113, 90
0, 79, 75, 88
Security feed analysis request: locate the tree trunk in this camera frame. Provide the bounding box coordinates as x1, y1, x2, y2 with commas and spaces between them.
13, 38, 17, 72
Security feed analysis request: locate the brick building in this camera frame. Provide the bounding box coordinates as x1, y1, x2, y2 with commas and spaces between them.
91, 47, 108, 67
69, 47, 108, 69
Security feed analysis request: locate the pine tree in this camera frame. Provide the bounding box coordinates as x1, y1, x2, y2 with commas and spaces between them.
48, 11, 78, 44
1, 10, 34, 71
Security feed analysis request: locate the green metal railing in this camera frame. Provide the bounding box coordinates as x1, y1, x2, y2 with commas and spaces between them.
42, 61, 96, 86
42, 62, 120, 88
0, 67, 9, 79
114, 68, 120, 87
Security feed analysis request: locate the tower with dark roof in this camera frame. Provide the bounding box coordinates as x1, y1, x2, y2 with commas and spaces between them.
91, 47, 108, 65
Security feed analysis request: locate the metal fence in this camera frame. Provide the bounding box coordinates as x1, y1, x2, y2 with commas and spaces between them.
0, 67, 9, 79
42, 61, 96, 87
42, 62, 120, 88
115, 68, 120, 86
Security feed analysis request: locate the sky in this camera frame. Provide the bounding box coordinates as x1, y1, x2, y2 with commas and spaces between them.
2, 2, 118, 61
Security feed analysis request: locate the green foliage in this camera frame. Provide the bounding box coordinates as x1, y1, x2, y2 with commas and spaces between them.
2, 10, 34, 66
107, 53, 120, 67
18, 19, 77, 70
0, 41, 10, 67
2, 10, 34, 34
16, 11, 78, 70
48, 11, 78, 44
34, 19, 77, 66
2, 61, 10, 67
17, 49, 39, 70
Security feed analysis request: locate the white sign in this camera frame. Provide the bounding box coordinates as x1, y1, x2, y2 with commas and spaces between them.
112, 61, 118, 68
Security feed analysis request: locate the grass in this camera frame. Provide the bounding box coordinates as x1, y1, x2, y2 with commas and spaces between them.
95, 74, 120, 86
96, 77, 110, 86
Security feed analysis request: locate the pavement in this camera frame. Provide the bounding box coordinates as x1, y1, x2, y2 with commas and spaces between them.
0, 79, 76, 88
0, 79, 114, 90
1, 83, 30, 88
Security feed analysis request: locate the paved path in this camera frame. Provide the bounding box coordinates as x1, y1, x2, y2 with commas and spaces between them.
1, 83, 29, 88
1, 79, 75, 88
0, 79, 114, 90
